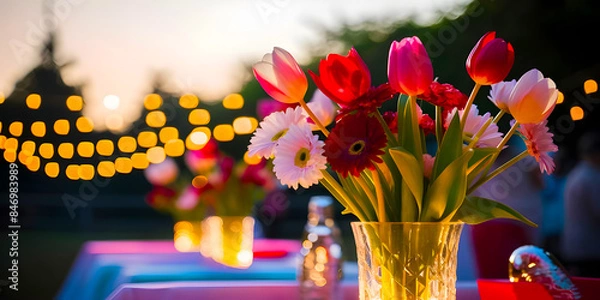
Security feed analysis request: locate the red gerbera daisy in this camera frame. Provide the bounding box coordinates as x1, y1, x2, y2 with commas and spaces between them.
337, 83, 396, 117
324, 113, 387, 177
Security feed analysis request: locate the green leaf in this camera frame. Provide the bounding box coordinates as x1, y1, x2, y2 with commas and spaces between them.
400, 96, 423, 167
389, 147, 423, 210
431, 112, 462, 181
396, 95, 406, 144
422, 150, 473, 221
451, 196, 537, 227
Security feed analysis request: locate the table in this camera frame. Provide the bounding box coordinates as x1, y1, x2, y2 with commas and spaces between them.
57, 239, 304, 300
107, 280, 481, 300
57, 239, 479, 300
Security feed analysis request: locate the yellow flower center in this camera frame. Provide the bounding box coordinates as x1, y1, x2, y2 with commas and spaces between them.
271, 129, 288, 141
294, 147, 310, 168
348, 140, 366, 155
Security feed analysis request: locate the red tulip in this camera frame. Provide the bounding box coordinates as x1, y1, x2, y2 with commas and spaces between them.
466, 31, 515, 85
309, 48, 371, 106
387, 36, 433, 96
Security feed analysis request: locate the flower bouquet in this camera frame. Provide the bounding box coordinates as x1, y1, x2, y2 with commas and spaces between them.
247, 31, 559, 299
145, 138, 278, 268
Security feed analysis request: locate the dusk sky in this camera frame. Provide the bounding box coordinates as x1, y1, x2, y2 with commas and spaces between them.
0, 0, 467, 131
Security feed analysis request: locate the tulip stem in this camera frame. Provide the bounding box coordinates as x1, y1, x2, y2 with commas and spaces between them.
492, 110, 506, 124
435, 106, 443, 146
466, 116, 494, 150
298, 99, 329, 137
468, 150, 529, 194
460, 83, 482, 130
371, 170, 386, 222
497, 120, 519, 150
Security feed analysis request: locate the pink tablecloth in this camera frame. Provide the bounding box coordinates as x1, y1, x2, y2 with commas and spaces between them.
107, 280, 481, 300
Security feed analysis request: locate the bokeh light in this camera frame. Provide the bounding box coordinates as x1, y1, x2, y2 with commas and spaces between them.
39, 143, 54, 159
243, 151, 262, 165
115, 157, 133, 174
131, 152, 150, 169
103, 95, 120, 110
21, 141, 36, 155
118, 136, 137, 153
571, 106, 584, 121
159, 127, 179, 143
138, 131, 158, 148
31, 121, 46, 137
186, 127, 211, 150
77, 141, 95, 158
179, 94, 199, 109
164, 139, 185, 157
54, 119, 70, 135
146, 146, 166, 164
44, 162, 59, 178
66, 165, 80, 180
76, 116, 94, 133
0, 92, 4, 104
556, 91, 564, 104
18, 150, 32, 165
66, 95, 84, 111
26, 156, 41, 172
192, 175, 209, 189
26, 94, 41, 109
58, 143, 74, 159
584, 79, 598, 94
79, 164, 95, 180
188, 109, 210, 125
96, 140, 114, 156
4, 150, 16, 163
233, 117, 258, 135
223, 93, 244, 109
213, 124, 234, 142
98, 161, 116, 178
144, 93, 163, 110
9, 121, 23, 137
146, 111, 167, 128
0, 135, 6, 149
5, 138, 18, 151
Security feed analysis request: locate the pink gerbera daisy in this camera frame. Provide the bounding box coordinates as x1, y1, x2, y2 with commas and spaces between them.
516, 120, 558, 174
272, 123, 327, 189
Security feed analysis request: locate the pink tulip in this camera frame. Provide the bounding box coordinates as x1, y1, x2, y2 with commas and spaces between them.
507, 69, 558, 124
388, 37, 433, 96
253, 47, 308, 103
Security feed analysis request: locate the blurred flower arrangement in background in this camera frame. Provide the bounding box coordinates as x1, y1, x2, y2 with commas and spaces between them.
143, 135, 281, 267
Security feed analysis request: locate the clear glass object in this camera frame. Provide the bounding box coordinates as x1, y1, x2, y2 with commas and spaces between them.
297, 195, 344, 300
351, 222, 464, 300
201, 216, 255, 269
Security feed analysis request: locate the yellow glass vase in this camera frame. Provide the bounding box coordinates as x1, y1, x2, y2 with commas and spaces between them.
351, 222, 464, 300
201, 216, 256, 269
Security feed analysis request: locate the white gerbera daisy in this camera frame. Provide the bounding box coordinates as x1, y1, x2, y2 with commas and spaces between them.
248, 106, 307, 158
446, 104, 504, 148
272, 123, 327, 189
